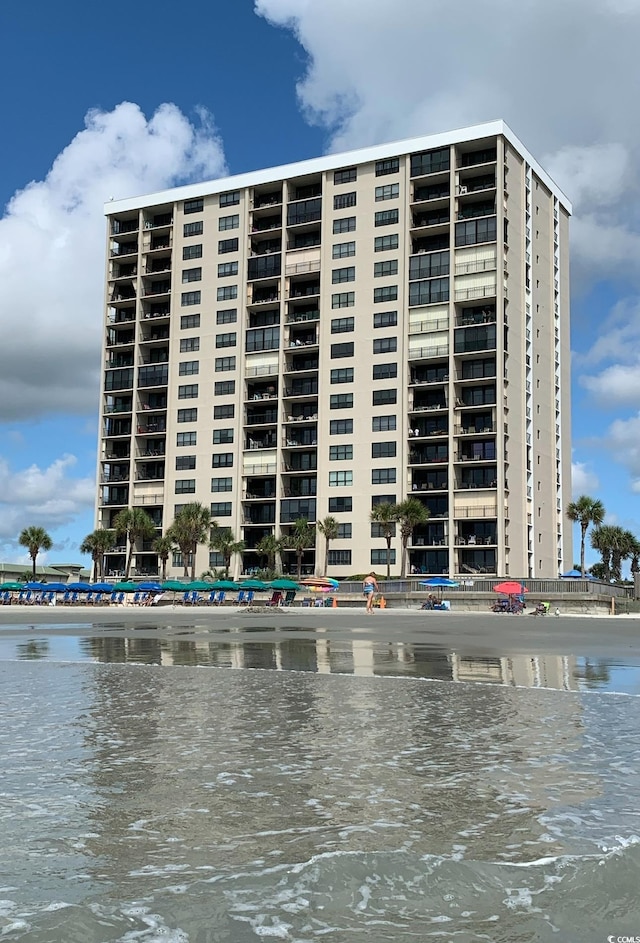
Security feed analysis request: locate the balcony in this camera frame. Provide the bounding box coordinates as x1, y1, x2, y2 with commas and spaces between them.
106, 330, 135, 348
454, 284, 497, 303
456, 532, 496, 546
101, 467, 130, 484
456, 174, 496, 195
410, 368, 448, 385
288, 281, 320, 299
456, 306, 496, 326
142, 304, 170, 320
408, 344, 449, 362
412, 210, 450, 229
284, 410, 318, 423
143, 279, 171, 297
284, 356, 318, 374
408, 423, 447, 438
246, 410, 278, 426
413, 182, 450, 203
412, 478, 447, 492
457, 200, 496, 221
284, 433, 317, 448
250, 287, 280, 305
288, 332, 318, 348
409, 450, 448, 465
243, 461, 277, 476
140, 327, 170, 343
110, 286, 136, 303
454, 326, 496, 354
286, 307, 319, 324
410, 397, 447, 413
143, 213, 173, 229
251, 214, 282, 233
111, 218, 138, 236
104, 400, 132, 415
284, 382, 318, 397
458, 147, 497, 169
282, 457, 317, 473
456, 475, 498, 490
104, 420, 132, 438
454, 257, 497, 277
138, 441, 166, 458
246, 435, 277, 451
253, 190, 282, 210
107, 307, 135, 325
136, 419, 167, 435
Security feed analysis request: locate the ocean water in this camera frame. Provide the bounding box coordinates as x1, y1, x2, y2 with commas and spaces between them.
0, 631, 639, 941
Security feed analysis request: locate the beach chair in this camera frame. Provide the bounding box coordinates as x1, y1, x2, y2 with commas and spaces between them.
302, 597, 312, 607
71, 592, 79, 605
86, 592, 94, 604
94, 592, 103, 605
62, 591, 71, 605
117, 592, 125, 605
132, 592, 141, 605
266, 591, 283, 607
245, 591, 254, 605
234, 590, 246, 605
280, 590, 296, 607
213, 591, 225, 606
206, 591, 217, 605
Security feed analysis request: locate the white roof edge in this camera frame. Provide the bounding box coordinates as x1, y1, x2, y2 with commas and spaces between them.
105, 119, 572, 216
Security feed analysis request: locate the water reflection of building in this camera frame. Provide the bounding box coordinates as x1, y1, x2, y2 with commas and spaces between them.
450, 653, 579, 690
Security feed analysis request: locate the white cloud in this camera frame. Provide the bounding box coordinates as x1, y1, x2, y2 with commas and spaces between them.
0, 102, 226, 422
0, 454, 95, 554
606, 414, 640, 489
571, 462, 599, 496
581, 361, 640, 405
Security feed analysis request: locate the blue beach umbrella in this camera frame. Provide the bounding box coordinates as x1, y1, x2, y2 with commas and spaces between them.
67, 582, 94, 593
137, 581, 163, 592
418, 577, 459, 587
91, 582, 115, 592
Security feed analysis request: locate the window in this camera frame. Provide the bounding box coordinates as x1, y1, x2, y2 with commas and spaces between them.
184, 198, 204, 214
247, 254, 281, 280
211, 477, 233, 492
330, 393, 353, 409
337, 523, 352, 539
330, 419, 353, 434
280, 498, 316, 523
371, 549, 396, 565
375, 183, 400, 201
181, 291, 201, 306
373, 310, 398, 328
374, 260, 398, 277
373, 389, 397, 405
184, 221, 203, 237
183, 244, 202, 260
331, 292, 355, 309
216, 308, 237, 324
214, 380, 235, 395
213, 428, 234, 444
409, 251, 449, 279
210, 501, 232, 517
329, 445, 353, 460
182, 267, 202, 283
216, 332, 237, 348
180, 337, 200, 352
332, 266, 355, 284
328, 550, 352, 566
217, 285, 237, 301
372, 363, 397, 380
329, 497, 352, 513
179, 361, 199, 375
374, 234, 399, 252
214, 404, 234, 420
215, 356, 236, 372
371, 522, 396, 538
218, 261, 238, 277
331, 317, 354, 334
219, 214, 240, 231
333, 217, 356, 234
372, 441, 397, 458
408, 278, 449, 305
177, 408, 197, 422
372, 415, 396, 431
455, 217, 497, 247
180, 313, 200, 329
246, 327, 279, 351
331, 342, 354, 359
175, 479, 196, 494
208, 551, 224, 568
219, 190, 240, 207
375, 209, 399, 227
176, 431, 197, 446
218, 238, 239, 255
330, 367, 354, 384
334, 167, 357, 184
332, 241, 356, 259
410, 148, 450, 177
375, 157, 400, 176
176, 455, 196, 470
178, 384, 198, 399
334, 192, 356, 210
212, 453, 233, 468
374, 286, 398, 303
373, 337, 397, 354
329, 470, 353, 487
372, 468, 396, 484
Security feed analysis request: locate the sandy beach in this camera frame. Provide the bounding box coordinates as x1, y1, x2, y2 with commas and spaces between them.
1, 603, 639, 660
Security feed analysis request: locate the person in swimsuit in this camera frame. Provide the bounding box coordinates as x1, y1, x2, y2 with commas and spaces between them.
362, 572, 379, 613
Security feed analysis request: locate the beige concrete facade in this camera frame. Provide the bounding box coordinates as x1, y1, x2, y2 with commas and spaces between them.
98, 121, 572, 580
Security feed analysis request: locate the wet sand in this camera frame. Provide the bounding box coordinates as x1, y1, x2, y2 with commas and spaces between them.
1, 604, 639, 660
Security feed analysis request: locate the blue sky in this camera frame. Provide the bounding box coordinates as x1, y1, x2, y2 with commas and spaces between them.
1, 0, 639, 573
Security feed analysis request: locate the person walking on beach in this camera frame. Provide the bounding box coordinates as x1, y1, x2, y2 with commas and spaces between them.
363, 572, 379, 613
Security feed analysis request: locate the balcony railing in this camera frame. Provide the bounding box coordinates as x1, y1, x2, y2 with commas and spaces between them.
455, 505, 498, 518
285, 260, 321, 276
244, 462, 277, 476
286, 309, 320, 323
454, 284, 497, 302
408, 344, 449, 360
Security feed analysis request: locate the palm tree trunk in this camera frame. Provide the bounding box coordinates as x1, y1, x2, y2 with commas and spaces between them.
125, 541, 133, 579
386, 538, 391, 580
31, 553, 37, 578
162, 558, 167, 581
190, 544, 197, 580
400, 538, 408, 579
297, 551, 302, 579
324, 537, 330, 576
580, 523, 587, 576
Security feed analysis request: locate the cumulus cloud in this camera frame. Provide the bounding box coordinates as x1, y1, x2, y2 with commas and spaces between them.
0, 454, 95, 553
0, 102, 226, 422
606, 414, 640, 490
571, 461, 600, 497
581, 361, 640, 406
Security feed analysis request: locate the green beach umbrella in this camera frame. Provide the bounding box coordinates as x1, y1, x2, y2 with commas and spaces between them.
186, 580, 217, 591
161, 580, 190, 592
239, 579, 269, 591
269, 578, 302, 591
0, 581, 24, 591
112, 581, 138, 592
209, 579, 240, 591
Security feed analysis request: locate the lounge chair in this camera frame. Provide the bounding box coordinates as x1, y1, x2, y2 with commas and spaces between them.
281, 590, 296, 607
266, 591, 283, 607
234, 590, 246, 605
213, 591, 225, 606
302, 597, 312, 607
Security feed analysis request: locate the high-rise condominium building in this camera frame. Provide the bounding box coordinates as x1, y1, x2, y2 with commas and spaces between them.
98, 120, 571, 580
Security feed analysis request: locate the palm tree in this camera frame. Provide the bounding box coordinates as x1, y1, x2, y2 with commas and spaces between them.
19, 526, 53, 578
628, 535, 640, 576
317, 515, 339, 575
256, 533, 282, 573
370, 502, 397, 580
610, 527, 636, 582
395, 498, 430, 578
167, 502, 213, 579
113, 508, 157, 579
209, 527, 245, 578
80, 529, 115, 581
152, 534, 175, 581
566, 495, 605, 576
284, 518, 316, 580
590, 524, 633, 581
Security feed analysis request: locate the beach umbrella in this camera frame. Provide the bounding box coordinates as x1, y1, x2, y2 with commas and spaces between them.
269, 578, 302, 591
25, 581, 47, 591
418, 577, 459, 588
185, 580, 217, 591
161, 580, 190, 592
40, 582, 69, 593
0, 581, 24, 591
239, 579, 269, 591
207, 579, 239, 591
138, 581, 163, 592
300, 577, 339, 591
560, 569, 592, 579
67, 582, 94, 592
112, 580, 138, 592
91, 582, 114, 593
493, 581, 528, 595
